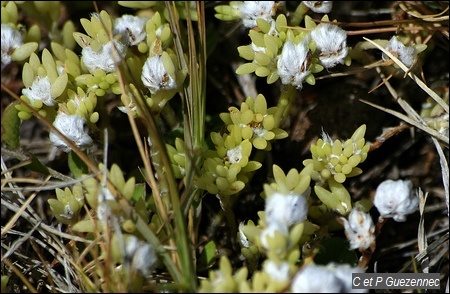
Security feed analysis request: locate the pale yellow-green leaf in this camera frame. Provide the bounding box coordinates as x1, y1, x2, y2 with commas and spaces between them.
72, 219, 104, 233
237, 45, 255, 61
50, 73, 68, 98
255, 66, 270, 77
5, 1, 18, 24
26, 24, 41, 44
73, 32, 92, 48
235, 62, 258, 75
256, 18, 271, 34
288, 222, 305, 245
62, 20, 76, 50
249, 30, 265, 47
51, 42, 66, 61
11, 42, 38, 61
314, 185, 344, 214
266, 71, 279, 84
305, 73, 316, 86
89, 112, 99, 124
22, 63, 35, 88
118, 1, 157, 9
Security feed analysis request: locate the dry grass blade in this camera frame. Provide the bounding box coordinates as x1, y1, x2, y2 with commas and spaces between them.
398, 232, 449, 273
1, 149, 74, 182
399, 2, 450, 22
431, 137, 450, 217
1, 222, 40, 262
362, 37, 449, 114
3, 258, 38, 293
1, 175, 97, 192
360, 99, 448, 145
417, 189, 429, 273
1, 191, 37, 237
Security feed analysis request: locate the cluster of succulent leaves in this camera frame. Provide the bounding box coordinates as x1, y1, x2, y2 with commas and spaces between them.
420, 80, 449, 137
15, 5, 177, 123
194, 93, 289, 199
233, 14, 348, 86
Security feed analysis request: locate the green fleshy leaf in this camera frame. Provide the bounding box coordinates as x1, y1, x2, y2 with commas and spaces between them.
27, 153, 50, 175
118, 1, 157, 9
122, 177, 136, 200
198, 240, 217, 270
11, 42, 38, 61
72, 219, 104, 233
132, 183, 146, 203
22, 63, 35, 88
1, 275, 9, 293
1, 102, 21, 150
314, 185, 345, 215
68, 150, 88, 178
236, 62, 258, 75
241, 161, 262, 173
237, 45, 255, 61
266, 71, 279, 84
51, 73, 68, 98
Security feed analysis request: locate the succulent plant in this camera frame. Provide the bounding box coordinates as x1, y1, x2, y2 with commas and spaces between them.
303, 124, 371, 184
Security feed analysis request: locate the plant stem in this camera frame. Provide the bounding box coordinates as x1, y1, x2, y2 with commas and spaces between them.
218, 194, 238, 247
274, 84, 297, 128
290, 2, 310, 26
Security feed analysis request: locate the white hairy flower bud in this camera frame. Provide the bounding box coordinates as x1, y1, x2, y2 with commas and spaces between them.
49, 112, 93, 152
22, 76, 56, 107
233, 1, 276, 28
265, 192, 309, 228
113, 14, 148, 46
291, 263, 367, 293
383, 36, 416, 68
141, 54, 177, 94
123, 235, 157, 276
81, 40, 127, 73
373, 179, 419, 222
311, 23, 348, 68
340, 208, 375, 251
303, 1, 333, 13
1, 24, 23, 70
277, 38, 311, 89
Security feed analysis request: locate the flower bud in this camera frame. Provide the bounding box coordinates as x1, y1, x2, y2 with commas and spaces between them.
303, 1, 333, 13
383, 36, 416, 68
291, 263, 366, 293
49, 112, 93, 152
373, 179, 418, 222
265, 192, 308, 228
141, 53, 177, 94
311, 23, 348, 68
339, 208, 375, 251
277, 38, 311, 90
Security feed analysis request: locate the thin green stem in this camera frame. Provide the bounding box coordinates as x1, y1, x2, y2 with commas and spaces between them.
218, 194, 238, 247
161, 102, 180, 129
274, 84, 298, 128
164, 2, 201, 291
290, 2, 310, 26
